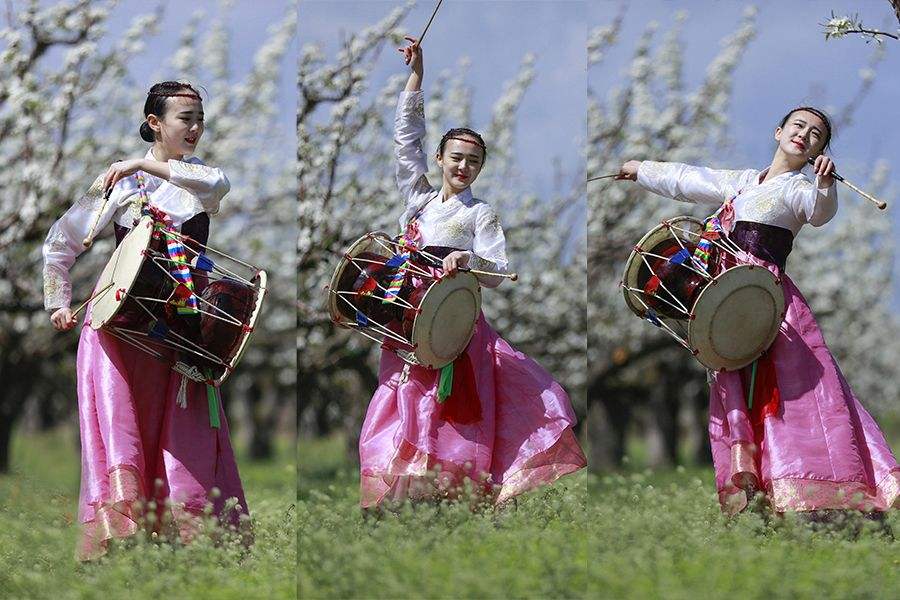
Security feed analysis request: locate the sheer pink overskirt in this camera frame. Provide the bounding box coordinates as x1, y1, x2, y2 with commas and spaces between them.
359, 314, 586, 507
709, 253, 900, 515
74, 307, 248, 560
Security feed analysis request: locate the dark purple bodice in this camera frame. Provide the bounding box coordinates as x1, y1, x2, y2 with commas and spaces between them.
730, 221, 794, 271
114, 212, 210, 248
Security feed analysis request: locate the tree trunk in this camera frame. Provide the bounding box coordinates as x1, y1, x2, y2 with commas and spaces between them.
0, 412, 13, 473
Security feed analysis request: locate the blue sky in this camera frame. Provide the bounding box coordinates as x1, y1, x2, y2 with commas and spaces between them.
103, 0, 297, 143
589, 0, 900, 298
93, 0, 900, 297
299, 0, 589, 200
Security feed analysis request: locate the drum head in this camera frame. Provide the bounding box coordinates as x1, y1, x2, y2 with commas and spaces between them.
411, 272, 481, 369
688, 265, 785, 371
90, 216, 155, 329
622, 216, 705, 319
327, 231, 394, 323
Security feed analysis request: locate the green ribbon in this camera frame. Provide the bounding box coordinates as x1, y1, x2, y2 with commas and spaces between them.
437, 362, 454, 403
746, 359, 758, 410
205, 369, 220, 429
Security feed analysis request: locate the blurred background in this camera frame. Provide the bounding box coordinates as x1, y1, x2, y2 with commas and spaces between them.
0, 0, 296, 533
298, 0, 588, 466
588, 0, 900, 470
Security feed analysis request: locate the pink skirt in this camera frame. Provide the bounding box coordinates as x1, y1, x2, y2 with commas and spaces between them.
709, 252, 899, 515
359, 314, 586, 507
75, 307, 248, 560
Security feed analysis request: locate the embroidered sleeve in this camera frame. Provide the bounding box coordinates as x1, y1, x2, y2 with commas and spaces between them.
394, 90, 434, 209
470, 203, 508, 286
787, 174, 838, 227
637, 160, 754, 206
42, 174, 121, 309
167, 158, 230, 214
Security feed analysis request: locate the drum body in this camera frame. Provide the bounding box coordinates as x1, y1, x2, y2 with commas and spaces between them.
622, 216, 785, 371
89, 215, 267, 385
326, 232, 481, 370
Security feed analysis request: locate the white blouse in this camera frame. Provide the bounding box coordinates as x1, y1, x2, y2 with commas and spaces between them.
42, 150, 230, 310
636, 160, 838, 236
394, 91, 508, 275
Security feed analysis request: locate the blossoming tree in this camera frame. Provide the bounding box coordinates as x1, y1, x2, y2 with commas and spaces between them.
0, 0, 296, 471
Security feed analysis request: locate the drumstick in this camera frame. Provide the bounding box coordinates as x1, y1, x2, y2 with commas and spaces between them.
806, 158, 886, 210
460, 268, 518, 282
587, 173, 620, 182
83, 187, 113, 247
71, 282, 114, 317
418, 0, 443, 46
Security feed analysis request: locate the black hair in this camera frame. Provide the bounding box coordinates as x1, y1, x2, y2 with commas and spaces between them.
778, 106, 833, 155
437, 127, 487, 162
139, 81, 204, 143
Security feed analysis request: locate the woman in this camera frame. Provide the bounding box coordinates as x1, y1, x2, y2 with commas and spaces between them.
618, 107, 899, 515
358, 38, 586, 508
43, 81, 248, 559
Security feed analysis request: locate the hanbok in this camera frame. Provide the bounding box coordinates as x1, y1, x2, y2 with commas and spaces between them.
637, 160, 900, 514
43, 151, 248, 559
358, 91, 586, 507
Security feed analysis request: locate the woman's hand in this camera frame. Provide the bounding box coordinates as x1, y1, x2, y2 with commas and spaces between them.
442, 250, 471, 276
398, 36, 423, 91
616, 160, 641, 181
103, 158, 145, 196
812, 155, 835, 188
50, 307, 78, 332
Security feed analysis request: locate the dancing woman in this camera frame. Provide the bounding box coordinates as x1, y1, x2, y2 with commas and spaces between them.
358, 39, 586, 508
43, 81, 248, 559
618, 107, 899, 515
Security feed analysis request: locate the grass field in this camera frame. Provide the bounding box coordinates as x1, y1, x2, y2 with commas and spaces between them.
300, 436, 899, 600
9, 430, 895, 599
0, 428, 295, 600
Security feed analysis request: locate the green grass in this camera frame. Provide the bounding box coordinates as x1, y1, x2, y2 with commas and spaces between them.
299, 435, 589, 599
300, 436, 899, 600
589, 467, 899, 599
0, 428, 295, 600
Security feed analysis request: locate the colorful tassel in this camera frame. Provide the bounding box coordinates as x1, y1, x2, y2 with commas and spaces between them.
669, 248, 691, 265
437, 362, 454, 403
205, 368, 220, 429
692, 216, 723, 273
385, 253, 407, 268
382, 257, 409, 305
355, 275, 377, 297
646, 309, 662, 327
164, 232, 199, 315
196, 253, 215, 272
747, 359, 758, 410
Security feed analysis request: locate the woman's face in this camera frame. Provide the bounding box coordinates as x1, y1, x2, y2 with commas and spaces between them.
148, 93, 205, 158
774, 110, 827, 163
436, 136, 485, 193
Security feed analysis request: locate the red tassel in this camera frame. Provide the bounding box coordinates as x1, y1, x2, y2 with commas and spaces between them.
745, 352, 780, 442
439, 353, 481, 425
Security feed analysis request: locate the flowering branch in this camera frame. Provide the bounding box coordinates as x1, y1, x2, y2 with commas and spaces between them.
823, 11, 899, 42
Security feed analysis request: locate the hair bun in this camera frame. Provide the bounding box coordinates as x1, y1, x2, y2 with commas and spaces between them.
139, 121, 155, 143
